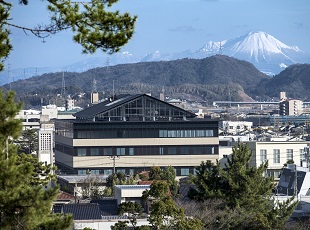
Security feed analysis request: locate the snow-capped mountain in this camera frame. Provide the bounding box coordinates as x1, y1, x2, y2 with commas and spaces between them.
216, 31, 309, 74
1, 31, 309, 85
144, 31, 310, 75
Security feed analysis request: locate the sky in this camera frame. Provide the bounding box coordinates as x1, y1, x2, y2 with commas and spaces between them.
5, 0, 310, 70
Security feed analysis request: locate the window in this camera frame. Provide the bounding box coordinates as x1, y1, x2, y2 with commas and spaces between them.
180, 146, 189, 155
260, 149, 267, 164
104, 148, 112, 156
129, 148, 134, 156
78, 169, 86, 175
274, 171, 281, 178
129, 169, 135, 175
159, 147, 164, 155
286, 149, 293, 161
91, 170, 100, 175
167, 147, 176, 155
103, 169, 112, 175
77, 148, 87, 156
181, 168, 189, 176
90, 148, 99, 156
117, 148, 125, 156
273, 149, 280, 164
300, 149, 305, 161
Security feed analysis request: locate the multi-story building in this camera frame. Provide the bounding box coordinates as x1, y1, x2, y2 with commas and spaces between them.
219, 121, 253, 135
54, 94, 219, 177
279, 99, 303, 116
247, 141, 309, 179
38, 127, 54, 166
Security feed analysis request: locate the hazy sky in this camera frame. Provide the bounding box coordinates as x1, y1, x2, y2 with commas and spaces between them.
5, 0, 310, 69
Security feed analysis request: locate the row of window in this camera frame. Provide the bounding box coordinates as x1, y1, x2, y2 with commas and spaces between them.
74, 145, 218, 156
75, 129, 215, 139
76, 167, 195, 177
55, 120, 219, 139
259, 149, 305, 164
55, 144, 218, 156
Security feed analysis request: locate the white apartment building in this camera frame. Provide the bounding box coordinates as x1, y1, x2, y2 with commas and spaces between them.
218, 140, 310, 180
279, 99, 303, 116
219, 121, 253, 135
247, 141, 309, 179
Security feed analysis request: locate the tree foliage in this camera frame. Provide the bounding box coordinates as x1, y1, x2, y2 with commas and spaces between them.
0, 90, 73, 229
104, 172, 139, 196
147, 166, 179, 197
15, 128, 39, 154
118, 201, 142, 228
189, 142, 297, 230
0, 0, 137, 71
143, 181, 203, 230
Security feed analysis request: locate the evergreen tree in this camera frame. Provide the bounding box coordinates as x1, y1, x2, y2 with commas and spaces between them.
149, 166, 162, 181
162, 165, 179, 197
15, 128, 39, 154
143, 181, 203, 230
190, 142, 297, 230
188, 160, 223, 200
0, 90, 73, 229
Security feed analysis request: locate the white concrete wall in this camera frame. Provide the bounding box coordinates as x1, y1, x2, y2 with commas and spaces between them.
72, 137, 218, 147
73, 219, 150, 230
247, 141, 309, 170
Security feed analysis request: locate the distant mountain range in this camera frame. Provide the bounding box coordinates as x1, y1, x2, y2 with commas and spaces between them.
4, 55, 310, 109
1, 31, 309, 86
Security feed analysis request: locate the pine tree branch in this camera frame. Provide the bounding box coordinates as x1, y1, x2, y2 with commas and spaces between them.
0, 0, 11, 7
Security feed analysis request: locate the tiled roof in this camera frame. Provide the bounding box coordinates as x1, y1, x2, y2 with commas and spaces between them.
62, 203, 102, 220
57, 191, 76, 200
91, 199, 118, 216
138, 181, 153, 185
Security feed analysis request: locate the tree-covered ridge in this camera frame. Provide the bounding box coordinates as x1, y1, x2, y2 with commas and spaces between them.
6, 55, 270, 107
254, 64, 310, 100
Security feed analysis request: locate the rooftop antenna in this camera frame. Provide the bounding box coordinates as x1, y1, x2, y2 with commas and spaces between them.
92, 78, 98, 93
106, 57, 115, 100
61, 71, 66, 98
112, 80, 115, 101
219, 42, 223, 55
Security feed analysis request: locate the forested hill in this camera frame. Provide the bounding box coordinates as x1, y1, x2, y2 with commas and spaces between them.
253, 64, 310, 100
5, 55, 271, 108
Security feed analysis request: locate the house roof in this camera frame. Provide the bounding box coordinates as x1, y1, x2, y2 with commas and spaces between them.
62, 203, 102, 220
57, 191, 76, 201
91, 199, 118, 216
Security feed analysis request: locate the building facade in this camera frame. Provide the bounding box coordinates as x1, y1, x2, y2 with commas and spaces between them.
247, 141, 309, 179
279, 99, 303, 116
54, 94, 219, 177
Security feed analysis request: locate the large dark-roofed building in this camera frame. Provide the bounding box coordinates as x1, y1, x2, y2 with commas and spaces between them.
55, 94, 219, 176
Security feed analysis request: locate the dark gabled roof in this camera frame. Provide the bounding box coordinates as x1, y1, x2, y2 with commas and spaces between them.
91, 199, 118, 216
74, 94, 196, 119
74, 94, 138, 118
62, 203, 102, 220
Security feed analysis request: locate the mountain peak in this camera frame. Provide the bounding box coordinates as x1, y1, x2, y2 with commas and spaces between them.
226, 31, 297, 57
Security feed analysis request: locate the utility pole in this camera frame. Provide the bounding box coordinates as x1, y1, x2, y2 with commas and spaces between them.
295, 164, 298, 201
109, 155, 120, 174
